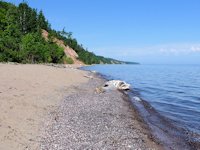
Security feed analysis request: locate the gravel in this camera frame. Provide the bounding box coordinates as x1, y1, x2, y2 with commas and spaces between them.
40, 75, 160, 150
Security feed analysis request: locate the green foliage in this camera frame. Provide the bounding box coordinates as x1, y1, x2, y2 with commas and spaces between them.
37, 10, 49, 31
0, 1, 133, 65
20, 33, 65, 63
47, 40, 65, 63
20, 33, 44, 63
49, 28, 123, 64
18, 2, 37, 34
0, 1, 64, 64
63, 56, 74, 64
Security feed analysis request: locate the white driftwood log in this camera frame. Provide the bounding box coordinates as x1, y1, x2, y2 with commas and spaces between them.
102, 80, 131, 90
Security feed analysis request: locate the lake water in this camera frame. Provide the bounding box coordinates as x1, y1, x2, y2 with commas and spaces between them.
83, 64, 200, 147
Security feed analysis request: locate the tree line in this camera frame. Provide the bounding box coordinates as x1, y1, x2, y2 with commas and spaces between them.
0, 1, 133, 64
1, 1, 71, 63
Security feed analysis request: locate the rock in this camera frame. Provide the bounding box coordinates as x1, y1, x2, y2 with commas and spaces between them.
133, 96, 142, 101
46, 63, 66, 68
91, 70, 97, 73
95, 87, 105, 93
84, 75, 93, 79
102, 80, 131, 91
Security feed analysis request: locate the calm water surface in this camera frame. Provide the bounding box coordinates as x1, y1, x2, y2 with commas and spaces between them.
84, 64, 200, 137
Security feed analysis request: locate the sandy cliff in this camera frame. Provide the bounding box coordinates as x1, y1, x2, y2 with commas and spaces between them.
42, 30, 84, 65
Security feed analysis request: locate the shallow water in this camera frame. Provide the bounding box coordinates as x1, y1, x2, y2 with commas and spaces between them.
84, 64, 200, 145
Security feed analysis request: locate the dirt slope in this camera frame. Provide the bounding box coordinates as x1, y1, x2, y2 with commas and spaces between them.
42, 30, 84, 65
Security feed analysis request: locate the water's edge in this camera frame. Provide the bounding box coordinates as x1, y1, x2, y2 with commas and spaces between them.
128, 90, 196, 150
82, 67, 198, 150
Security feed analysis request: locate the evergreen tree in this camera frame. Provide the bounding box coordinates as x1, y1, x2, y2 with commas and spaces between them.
0, 2, 21, 62
37, 10, 48, 30
18, 2, 38, 34
18, 2, 29, 34
27, 8, 37, 32
0, 1, 128, 64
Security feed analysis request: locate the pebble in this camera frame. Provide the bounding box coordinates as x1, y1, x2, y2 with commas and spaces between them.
39, 77, 158, 150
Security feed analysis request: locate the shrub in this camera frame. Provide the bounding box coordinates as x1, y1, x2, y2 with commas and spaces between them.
63, 56, 74, 64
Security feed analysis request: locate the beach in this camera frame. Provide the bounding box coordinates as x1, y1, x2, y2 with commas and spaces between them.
0, 63, 160, 150
0, 63, 88, 150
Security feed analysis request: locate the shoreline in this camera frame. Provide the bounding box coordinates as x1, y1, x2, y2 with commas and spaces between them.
85, 68, 199, 150
1, 63, 180, 149
40, 70, 161, 149
128, 91, 196, 150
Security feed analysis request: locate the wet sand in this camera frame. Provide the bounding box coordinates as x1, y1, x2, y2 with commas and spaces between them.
0, 63, 161, 149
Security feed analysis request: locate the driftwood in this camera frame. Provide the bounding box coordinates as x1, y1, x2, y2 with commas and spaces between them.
84, 75, 93, 79
96, 80, 131, 93
103, 80, 131, 90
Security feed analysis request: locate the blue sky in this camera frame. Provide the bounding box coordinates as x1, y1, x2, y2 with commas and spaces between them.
6, 0, 200, 64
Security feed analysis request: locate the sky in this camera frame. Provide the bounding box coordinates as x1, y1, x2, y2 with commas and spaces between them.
6, 0, 200, 64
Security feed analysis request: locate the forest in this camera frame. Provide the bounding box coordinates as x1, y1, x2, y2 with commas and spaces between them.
0, 1, 137, 64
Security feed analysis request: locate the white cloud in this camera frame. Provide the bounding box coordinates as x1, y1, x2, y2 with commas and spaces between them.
191, 46, 200, 52
92, 43, 200, 60
158, 43, 200, 54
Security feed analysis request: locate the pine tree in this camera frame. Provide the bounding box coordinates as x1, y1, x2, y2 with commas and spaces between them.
27, 8, 37, 32
18, 2, 38, 34
37, 10, 48, 30
18, 2, 29, 34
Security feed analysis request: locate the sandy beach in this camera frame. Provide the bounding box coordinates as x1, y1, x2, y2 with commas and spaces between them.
0, 63, 160, 150
0, 63, 88, 150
